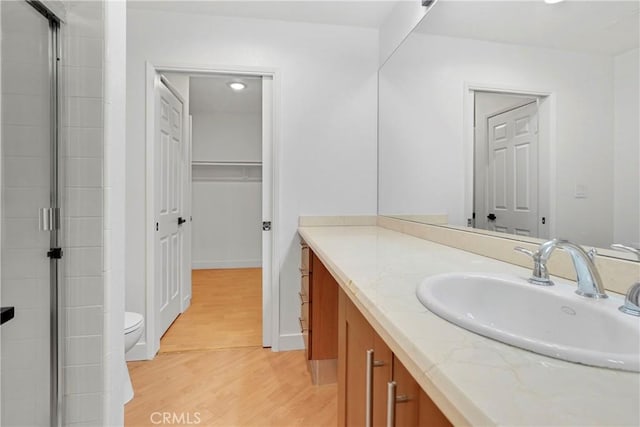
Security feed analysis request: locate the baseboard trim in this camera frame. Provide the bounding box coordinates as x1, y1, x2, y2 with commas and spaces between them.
192, 260, 261, 269
277, 333, 304, 352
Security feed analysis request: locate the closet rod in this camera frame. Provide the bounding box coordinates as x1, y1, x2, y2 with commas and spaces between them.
192, 161, 262, 167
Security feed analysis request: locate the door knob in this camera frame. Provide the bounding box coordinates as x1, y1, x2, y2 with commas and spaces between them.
178, 217, 186, 225
487, 213, 497, 221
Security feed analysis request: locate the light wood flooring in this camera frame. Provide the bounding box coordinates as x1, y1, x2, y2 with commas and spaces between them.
125, 268, 337, 426
160, 268, 263, 353
125, 347, 338, 426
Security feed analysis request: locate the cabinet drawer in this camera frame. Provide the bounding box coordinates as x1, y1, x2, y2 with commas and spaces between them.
303, 330, 309, 358
300, 243, 311, 271
300, 300, 310, 330
301, 274, 310, 299
299, 316, 309, 333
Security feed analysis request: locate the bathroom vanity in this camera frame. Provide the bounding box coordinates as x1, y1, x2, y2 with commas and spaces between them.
298, 222, 640, 426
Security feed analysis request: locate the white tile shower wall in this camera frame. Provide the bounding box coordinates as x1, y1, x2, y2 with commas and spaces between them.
61, 1, 106, 425
1, 1, 53, 424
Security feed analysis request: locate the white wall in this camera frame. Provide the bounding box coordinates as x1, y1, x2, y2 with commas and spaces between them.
613, 48, 640, 248
126, 9, 378, 351
192, 179, 262, 269
103, 0, 126, 424
192, 112, 261, 162
191, 106, 262, 269
378, 0, 431, 67
379, 33, 615, 248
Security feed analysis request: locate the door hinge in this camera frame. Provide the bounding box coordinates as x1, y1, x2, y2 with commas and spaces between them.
262, 221, 272, 231
47, 248, 63, 259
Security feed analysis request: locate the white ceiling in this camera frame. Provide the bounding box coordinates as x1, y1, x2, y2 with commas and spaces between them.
128, 0, 401, 29
416, 0, 640, 55
189, 75, 262, 114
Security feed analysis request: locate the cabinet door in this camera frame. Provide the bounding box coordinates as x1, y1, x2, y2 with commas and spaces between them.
391, 357, 452, 427
343, 293, 373, 427
372, 334, 392, 427
391, 357, 419, 427
338, 288, 450, 427
339, 290, 392, 427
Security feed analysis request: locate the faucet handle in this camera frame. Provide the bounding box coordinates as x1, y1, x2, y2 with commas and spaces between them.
514, 246, 554, 286
611, 244, 640, 260
611, 244, 640, 316
619, 282, 640, 316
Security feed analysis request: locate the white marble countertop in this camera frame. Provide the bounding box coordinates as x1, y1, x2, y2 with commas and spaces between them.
298, 225, 640, 426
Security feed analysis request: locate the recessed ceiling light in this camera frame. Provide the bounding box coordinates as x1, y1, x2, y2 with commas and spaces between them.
227, 82, 246, 91
544, 0, 565, 4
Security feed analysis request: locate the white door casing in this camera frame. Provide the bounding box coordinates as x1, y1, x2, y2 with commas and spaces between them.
143, 63, 279, 359
487, 102, 539, 236
261, 76, 273, 347
155, 79, 184, 338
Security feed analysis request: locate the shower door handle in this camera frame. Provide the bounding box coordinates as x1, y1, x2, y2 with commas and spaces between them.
39, 207, 60, 231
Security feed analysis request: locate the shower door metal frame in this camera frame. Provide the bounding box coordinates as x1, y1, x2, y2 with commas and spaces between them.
24, 2, 64, 426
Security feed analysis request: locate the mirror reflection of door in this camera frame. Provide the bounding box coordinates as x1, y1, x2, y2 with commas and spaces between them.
474, 92, 541, 237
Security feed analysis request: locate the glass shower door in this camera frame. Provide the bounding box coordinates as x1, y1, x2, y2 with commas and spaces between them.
1, 1, 60, 425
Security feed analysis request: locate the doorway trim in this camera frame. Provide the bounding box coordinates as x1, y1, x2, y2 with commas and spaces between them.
463, 82, 557, 239
143, 62, 280, 358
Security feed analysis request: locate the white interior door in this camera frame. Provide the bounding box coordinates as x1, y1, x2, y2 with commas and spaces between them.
487, 102, 539, 236
261, 76, 273, 347
155, 79, 184, 336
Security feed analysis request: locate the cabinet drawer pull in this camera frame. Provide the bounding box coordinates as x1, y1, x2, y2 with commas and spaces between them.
298, 317, 309, 332
387, 381, 396, 427
298, 291, 309, 304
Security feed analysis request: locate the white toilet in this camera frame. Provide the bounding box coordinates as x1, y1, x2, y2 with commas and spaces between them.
124, 311, 144, 404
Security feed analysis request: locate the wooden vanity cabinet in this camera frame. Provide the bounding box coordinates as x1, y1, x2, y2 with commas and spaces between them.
338, 288, 452, 427
299, 241, 339, 383
339, 289, 392, 427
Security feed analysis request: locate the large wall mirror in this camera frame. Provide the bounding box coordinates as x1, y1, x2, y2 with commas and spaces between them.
378, 0, 639, 261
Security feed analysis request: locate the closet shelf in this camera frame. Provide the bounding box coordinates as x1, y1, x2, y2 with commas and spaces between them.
192, 161, 262, 167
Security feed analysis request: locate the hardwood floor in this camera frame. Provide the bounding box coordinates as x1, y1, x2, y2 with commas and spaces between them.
126, 268, 337, 426
125, 348, 337, 426
160, 268, 263, 353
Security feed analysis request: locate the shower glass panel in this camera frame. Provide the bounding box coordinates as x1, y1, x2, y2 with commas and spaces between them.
1, 1, 60, 425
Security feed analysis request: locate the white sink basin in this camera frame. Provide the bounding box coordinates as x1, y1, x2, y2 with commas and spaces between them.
416, 273, 640, 372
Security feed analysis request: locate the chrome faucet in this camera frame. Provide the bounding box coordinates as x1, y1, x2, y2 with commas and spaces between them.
611, 244, 640, 316
515, 238, 607, 299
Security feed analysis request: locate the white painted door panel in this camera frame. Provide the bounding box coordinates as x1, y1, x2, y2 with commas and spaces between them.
487, 102, 539, 236
155, 81, 183, 336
